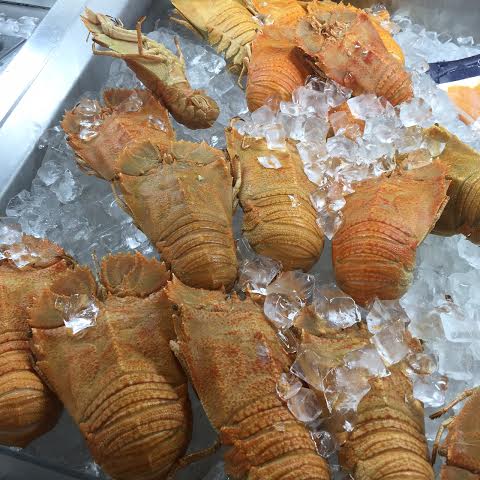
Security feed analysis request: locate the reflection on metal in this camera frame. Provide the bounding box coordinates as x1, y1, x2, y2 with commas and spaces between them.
0, 35, 25, 61
1, 0, 55, 8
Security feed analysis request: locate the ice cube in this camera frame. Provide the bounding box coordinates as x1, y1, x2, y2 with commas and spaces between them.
79, 128, 99, 142
401, 148, 432, 170
411, 372, 448, 407
324, 80, 352, 107
399, 98, 432, 127
396, 126, 423, 153
276, 372, 303, 400
347, 94, 384, 120
435, 341, 474, 381
316, 210, 344, 240
457, 237, 480, 269
311, 429, 339, 458
280, 101, 302, 116
303, 117, 329, 143
51, 170, 83, 204
258, 155, 282, 169
422, 136, 446, 157
324, 366, 371, 412
343, 346, 389, 377
74, 97, 102, 117
284, 115, 307, 140
0, 220, 22, 246
436, 301, 480, 342
264, 124, 286, 150
276, 328, 299, 354
326, 135, 358, 160
293, 87, 328, 116
405, 351, 438, 375
55, 294, 99, 335
148, 115, 167, 131
371, 319, 410, 365
267, 270, 315, 305
251, 105, 276, 125
457, 36, 474, 46
117, 90, 143, 112
264, 293, 301, 330
37, 160, 64, 187
290, 348, 331, 390
313, 284, 360, 328
310, 187, 328, 213
238, 255, 281, 295
287, 387, 323, 422
366, 298, 409, 333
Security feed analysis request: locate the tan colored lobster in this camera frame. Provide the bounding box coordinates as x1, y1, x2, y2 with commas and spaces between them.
296, 4, 412, 106
171, 0, 258, 81
81, 8, 219, 129
166, 277, 331, 479
430, 387, 480, 480
28, 253, 191, 480
425, 125, 480, 245
226, 123, 324, 271
294, 308, 435, 480
332, 160, 449, 305
62, 89, 238, 291
0, 235, 66, 447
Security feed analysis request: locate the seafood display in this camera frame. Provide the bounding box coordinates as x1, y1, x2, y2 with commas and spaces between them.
430, 387, 480, 479
425, 125, 480, 244
1, 1, 480, 480
0, 235, 66, 447
294, 308, 434, 480
226, 125, 324, 271
296, 5, 413, 105
332, 161, 450, 305
29, 253, 191, 480
166, 277, 331, 479
82, 8, 219, 129
63, 89, 238, 290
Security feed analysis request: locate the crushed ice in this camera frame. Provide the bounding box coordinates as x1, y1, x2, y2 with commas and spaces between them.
55, 294, 99, 335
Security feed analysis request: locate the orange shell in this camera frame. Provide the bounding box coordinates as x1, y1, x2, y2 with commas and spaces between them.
446, 84, 480, 124
246, 25, 312, 111
332, 161, 449, 305
167, 277, 330, 480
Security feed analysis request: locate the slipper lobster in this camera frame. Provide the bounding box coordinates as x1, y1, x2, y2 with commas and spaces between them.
0, 235, 66, 447
430, 387, 480, 480
296, 5, 412, 106
166, 277, 331, 480
226, 124, 324, 271
28, 253, 191, 480
304, 0, 405, 64
81, 8, 219, 129
424, 125, 480, 245
171, 0, 258, 80
62, 89, 238, 291
332, 161, 449, 305
246, 25, 312, 112
295, 309, 434, 480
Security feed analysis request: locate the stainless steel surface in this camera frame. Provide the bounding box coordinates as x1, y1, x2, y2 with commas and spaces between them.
2, 0, 56, 7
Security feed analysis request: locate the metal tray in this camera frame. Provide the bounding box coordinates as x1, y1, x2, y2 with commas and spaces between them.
0, 0, 479, 478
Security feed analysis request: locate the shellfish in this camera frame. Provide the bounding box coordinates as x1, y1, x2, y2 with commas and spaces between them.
430, 387, 480, 480
0, 235, 66, 447
166, 277, 331, 479
296, 6, 412, 106
295, 309, 434, 480
28, 253, 191, 480
332, 161, 449, 305
424, 125, 480, 244
226, 124, 324, 271
63, 90, 238, 291
82, 8, 219, 129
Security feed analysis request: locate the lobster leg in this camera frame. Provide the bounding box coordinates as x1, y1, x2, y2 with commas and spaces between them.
430, 388, 476, 419
136, 16, 146, 56
431, 417, 454, 465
